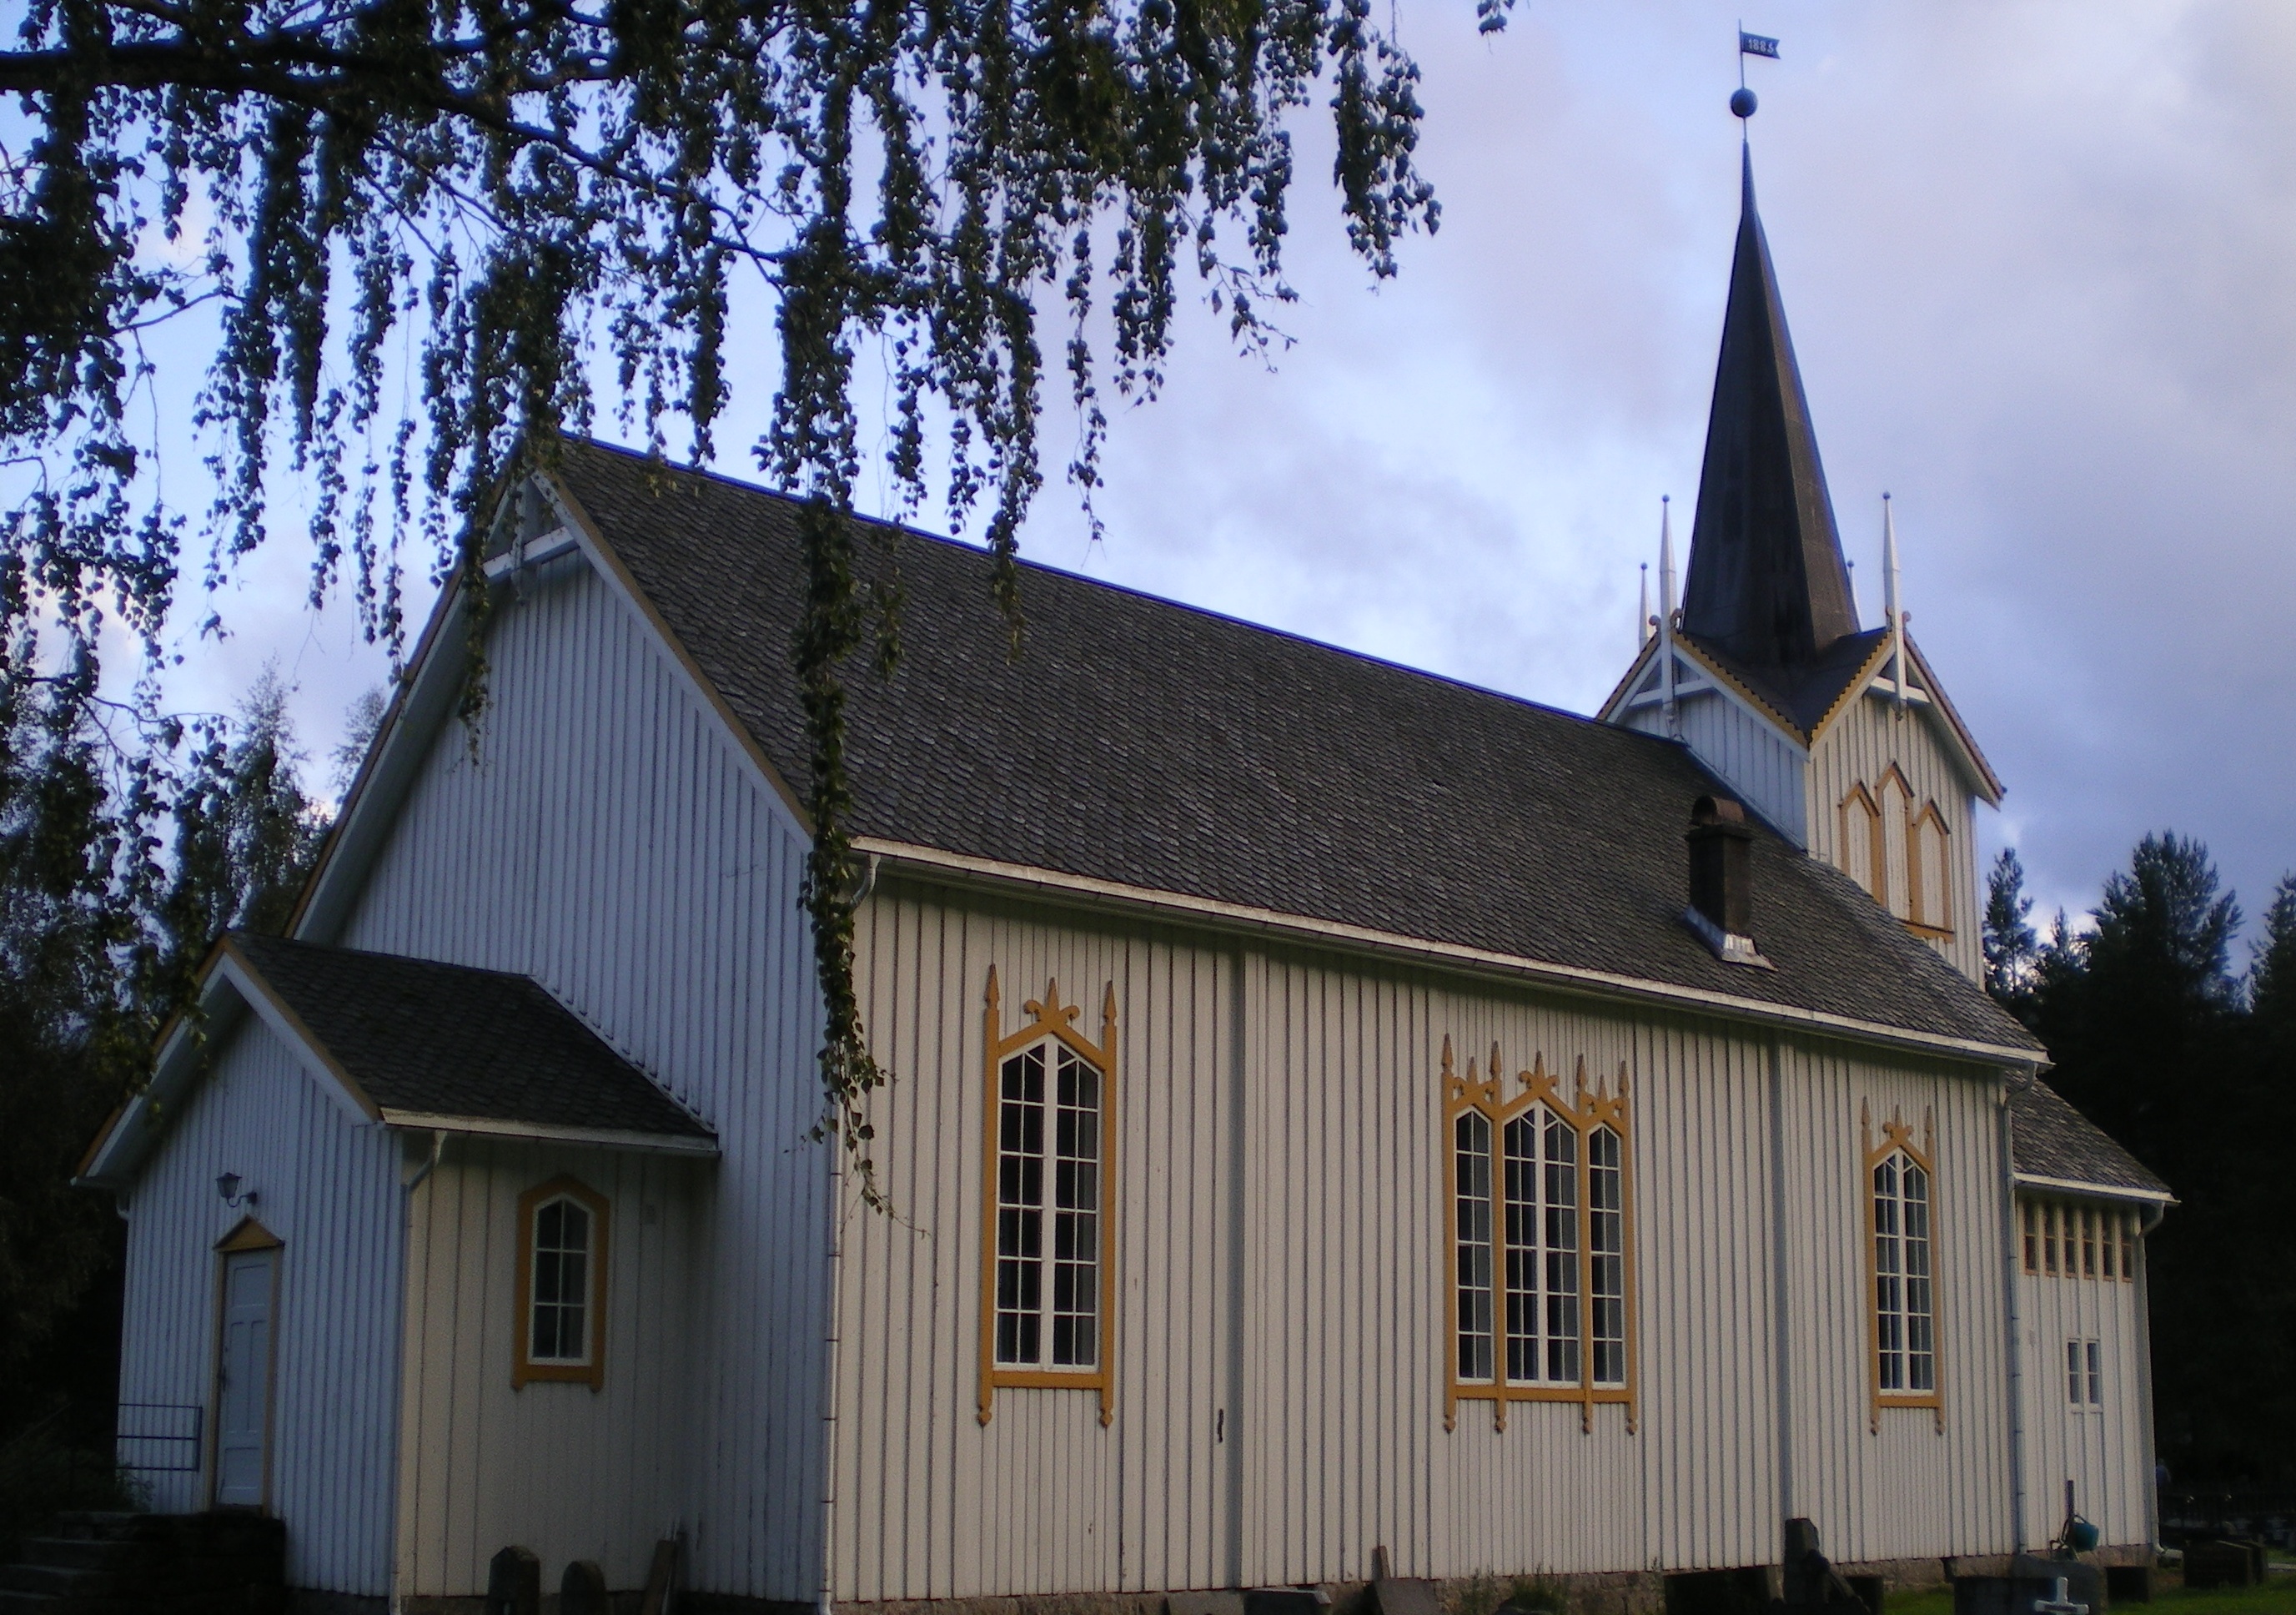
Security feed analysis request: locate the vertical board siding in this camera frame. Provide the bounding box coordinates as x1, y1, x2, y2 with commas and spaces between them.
329, 554, 829, 1602
835, 882, 2023, 1599
834, 894, 1233, 1601
1774, 1043, 2012, 1563
115, 1015, 402, 1593
1807, 693, 1982, 982
1618, 689, 1809, 847
395, 1143, 704, 1594
2017, 1226, 2151, 1549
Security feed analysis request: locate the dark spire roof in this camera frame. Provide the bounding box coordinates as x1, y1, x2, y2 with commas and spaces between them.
1681, 148, 1859, 670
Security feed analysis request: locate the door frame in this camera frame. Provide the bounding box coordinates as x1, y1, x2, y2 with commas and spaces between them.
209, 1216, 284, 1512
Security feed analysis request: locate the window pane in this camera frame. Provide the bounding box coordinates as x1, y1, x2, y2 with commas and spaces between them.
1873, 1153, 1932, 1394
2022, 1201, 2037, 1273
2067, 1339, 2082, 1406
2082, 1208, 2097, 1278
1545, 1114, 1580, 1386
2120, 1214, 2136, 1281
2087, 1340, 2102, 1406
995, 1047, 1048, 1366
2043, 1203, 2058, 1274
1454, 1112, 1494, 1382
1048, 1048, 1102, 1367
530, 1195, 593, 1364
1502, 1116, 1539, 1383
1589, 1127, 1626, 1386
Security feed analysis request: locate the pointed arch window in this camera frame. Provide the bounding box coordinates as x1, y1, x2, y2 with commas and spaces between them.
977, 969, 1117, 1427
1444, 1041, 1635, 1433
1876, 767, 1917, 920
1839, 783, 1883, 903
1908, 803, 1954, 938
515, 1175, 609, 1389
1863, 1104, 1940, 1428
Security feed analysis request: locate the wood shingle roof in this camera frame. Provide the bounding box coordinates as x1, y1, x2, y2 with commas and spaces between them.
230, 933, 713, 1141
550, 439, 2040, 1060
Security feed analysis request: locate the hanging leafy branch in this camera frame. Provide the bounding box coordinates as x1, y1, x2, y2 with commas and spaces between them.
2, 0, 1514, 1201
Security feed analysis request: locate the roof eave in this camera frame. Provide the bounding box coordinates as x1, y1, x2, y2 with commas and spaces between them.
376, 1109, 719, 1156
2010, 1171, 2175, 1207
75, 940, 383, 1191
855, 835, 2043, 1069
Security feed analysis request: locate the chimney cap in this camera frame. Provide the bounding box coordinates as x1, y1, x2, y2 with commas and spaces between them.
1689, 794, 1752, 832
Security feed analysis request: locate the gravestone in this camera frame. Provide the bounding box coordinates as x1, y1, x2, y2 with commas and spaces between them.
1949, 1556, 2100, 1615
1166, 1595, 1247, 1615
1776, 1518, 1865, 1609
2183, 1540, 2253, 1589
561, 1559, 609, 1615
483, 1547, 540, 1615
1846, 1574, 1885, 1615
1367, 1545, 1443, 1615
1664, 1567, 1771, 1615
641, 1537, 684, 1615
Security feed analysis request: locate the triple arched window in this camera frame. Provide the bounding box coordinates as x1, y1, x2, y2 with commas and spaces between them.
1839, 769, 1954, 938
1444, 1040, 1635, 1432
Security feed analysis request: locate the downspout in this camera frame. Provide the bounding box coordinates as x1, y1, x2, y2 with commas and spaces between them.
1767, 1037, 1796, 1522
1997, 1077, 2029, 1554
817, 1075, 847, 1615
389, 1130, 445, 1615
2135, 1199, 2167, 1552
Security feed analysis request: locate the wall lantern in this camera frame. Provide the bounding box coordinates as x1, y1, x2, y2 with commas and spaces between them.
217, 1172, 258, 1210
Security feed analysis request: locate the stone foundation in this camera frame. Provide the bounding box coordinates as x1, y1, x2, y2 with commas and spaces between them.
365, 1547, 2159, 1615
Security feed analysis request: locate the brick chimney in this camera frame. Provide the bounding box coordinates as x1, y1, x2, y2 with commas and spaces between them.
1685, 796, 1768, 967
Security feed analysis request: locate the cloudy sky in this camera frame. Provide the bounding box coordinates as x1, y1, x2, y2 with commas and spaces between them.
168, 0, 2296, 946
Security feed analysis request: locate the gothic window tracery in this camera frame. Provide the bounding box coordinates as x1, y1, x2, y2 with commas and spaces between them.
1444, 1039, 1635, 1433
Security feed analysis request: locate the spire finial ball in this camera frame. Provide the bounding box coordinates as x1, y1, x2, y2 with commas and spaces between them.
1730, 87, 1757, 119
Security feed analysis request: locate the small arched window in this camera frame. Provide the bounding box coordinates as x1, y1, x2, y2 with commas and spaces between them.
1863, 1104, 1940, 1428
515, 1176, 609, 1389
1444, 1041, 1635, 1432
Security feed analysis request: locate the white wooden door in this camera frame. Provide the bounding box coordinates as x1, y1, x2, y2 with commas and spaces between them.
214, 1249, 276, 1507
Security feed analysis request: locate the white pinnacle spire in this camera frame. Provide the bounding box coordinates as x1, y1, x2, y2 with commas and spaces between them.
1639, 563, 1651, 648
1659, 496, 1680, 734
1882, 493, 1907, 711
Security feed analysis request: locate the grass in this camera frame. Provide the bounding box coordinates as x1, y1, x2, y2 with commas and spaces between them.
1888, 1575, 2296, 1615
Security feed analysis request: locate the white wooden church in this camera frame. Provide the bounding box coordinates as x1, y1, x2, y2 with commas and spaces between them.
79, 146, 2169, 1614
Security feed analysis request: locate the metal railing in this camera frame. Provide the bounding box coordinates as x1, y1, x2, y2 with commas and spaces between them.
113, 1403, 203, 1476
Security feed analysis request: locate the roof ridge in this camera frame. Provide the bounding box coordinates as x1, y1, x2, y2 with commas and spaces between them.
555, 435, 1697, 757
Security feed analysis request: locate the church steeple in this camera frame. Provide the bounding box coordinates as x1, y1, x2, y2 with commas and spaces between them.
1680, 148, 1859, 670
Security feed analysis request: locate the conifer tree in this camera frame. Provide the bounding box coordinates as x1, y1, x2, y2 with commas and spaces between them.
1982, 847, 2040, 1018
0, 662, 329, 1425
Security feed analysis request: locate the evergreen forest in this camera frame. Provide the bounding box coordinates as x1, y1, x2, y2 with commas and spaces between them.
1986, 842, 2296, 1493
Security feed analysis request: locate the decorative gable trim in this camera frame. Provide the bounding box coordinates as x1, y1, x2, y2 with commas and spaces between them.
287, 461, 814, 951
215, 1215, 284, 1253
1803, 635, 1900, 743
1813, 636, 2004, 807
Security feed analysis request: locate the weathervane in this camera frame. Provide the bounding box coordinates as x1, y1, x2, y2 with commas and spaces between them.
1735, 24, 1778, 124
